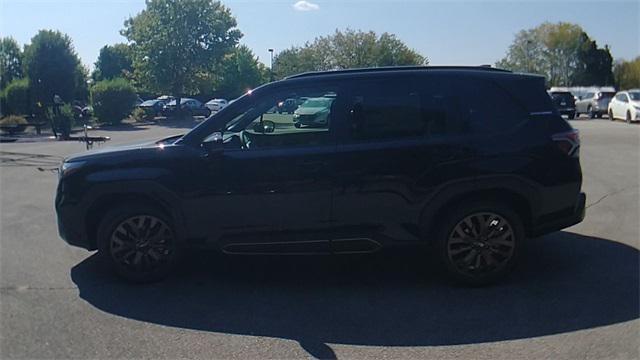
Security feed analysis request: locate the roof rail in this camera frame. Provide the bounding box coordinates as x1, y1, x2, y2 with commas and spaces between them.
285, 65, 512, 79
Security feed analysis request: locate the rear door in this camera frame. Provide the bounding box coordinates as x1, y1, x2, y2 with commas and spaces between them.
330, 74, 478, 248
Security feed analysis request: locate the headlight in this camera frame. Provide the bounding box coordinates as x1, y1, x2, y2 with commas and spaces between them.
634, 105, 640, 111
59, 161, 86, 178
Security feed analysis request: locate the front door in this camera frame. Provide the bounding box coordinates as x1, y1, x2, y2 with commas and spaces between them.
207, 84, 345, 253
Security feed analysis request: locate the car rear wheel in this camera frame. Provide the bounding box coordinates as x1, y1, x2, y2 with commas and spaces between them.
568, 112, 575, 120
435, 202, 523, 286
609, 110, 615, 121
588, 106, 595, 119
97, 204, 181, 283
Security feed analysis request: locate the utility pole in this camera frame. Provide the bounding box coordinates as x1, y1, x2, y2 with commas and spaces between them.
268, 48, 274, 82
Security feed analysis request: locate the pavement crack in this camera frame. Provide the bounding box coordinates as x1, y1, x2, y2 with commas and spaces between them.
586, 186, 636, 209
0, 285, 78, 292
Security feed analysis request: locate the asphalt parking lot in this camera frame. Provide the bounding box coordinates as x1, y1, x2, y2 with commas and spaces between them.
1, 118, 638, 359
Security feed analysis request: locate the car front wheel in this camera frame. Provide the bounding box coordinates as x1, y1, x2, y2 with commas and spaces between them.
436, 202, 523, 286
97, 204, 181, 282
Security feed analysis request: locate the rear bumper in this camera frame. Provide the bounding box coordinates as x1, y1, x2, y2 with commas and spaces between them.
531, 192, 586, 237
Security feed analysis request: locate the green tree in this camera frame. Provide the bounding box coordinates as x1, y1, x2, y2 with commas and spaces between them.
273, 29, 427, 79
497, 22, 613, 87
23, 30, 84, 105
122, 0, 242, 104
0, 37, 23, 90
215, 45, 268, 98
92, 43, 133, 81
613, 57, 640, 90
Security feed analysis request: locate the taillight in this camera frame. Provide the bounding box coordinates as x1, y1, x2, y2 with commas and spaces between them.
552, 129, 580, 158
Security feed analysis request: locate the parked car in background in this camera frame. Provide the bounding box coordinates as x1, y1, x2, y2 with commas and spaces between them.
575, 91, 615, 118
162, 98, 211, 117
293, 97, 334, 128
205, 98, 228, 112
549, 91, 576, 119
608, 90, 640, 123
56, 66, 585, 286
138, 99, 166, 118
156, 95, 175, 102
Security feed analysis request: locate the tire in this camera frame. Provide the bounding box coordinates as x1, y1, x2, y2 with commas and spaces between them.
97, 204, 181, 283
294, 122, 301, 128
626, 111, 632, 124
568, 112, 575, 120
609, 110, 615, 121
588, 106, 595, 119
596, 113, 602, 119
434, 201, 524, 286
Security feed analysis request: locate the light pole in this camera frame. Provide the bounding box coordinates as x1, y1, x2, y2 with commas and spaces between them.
268, 48, 274, 82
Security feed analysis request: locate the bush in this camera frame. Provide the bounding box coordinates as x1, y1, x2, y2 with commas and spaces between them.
51, 104, 75, 139
91, 78, 136, 125
0, 115, 28, 134
131, 107, 148, 122
4, 78, 30, 115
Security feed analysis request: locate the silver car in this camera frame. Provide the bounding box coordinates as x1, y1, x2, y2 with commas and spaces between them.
575, 91, 616, 118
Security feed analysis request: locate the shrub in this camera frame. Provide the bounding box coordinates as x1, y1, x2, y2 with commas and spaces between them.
51, 104, 75, 139
91, 78, 136, 125
4, 78, 30, 115
0, 115, 28, 134
131, 107, 148, 122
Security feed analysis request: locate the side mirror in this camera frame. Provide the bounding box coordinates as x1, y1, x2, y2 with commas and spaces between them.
202, 132, 223, 153
253, 120, 275, 133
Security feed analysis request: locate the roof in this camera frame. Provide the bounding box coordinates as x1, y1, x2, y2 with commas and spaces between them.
285, 65, 512, 80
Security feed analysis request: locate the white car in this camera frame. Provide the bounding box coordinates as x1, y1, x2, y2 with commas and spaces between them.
205, 98, 228, 112
608, 90, 640, 123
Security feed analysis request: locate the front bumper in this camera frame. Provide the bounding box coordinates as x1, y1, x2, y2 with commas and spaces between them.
531, 192, 586, 237
55, 188, 95, 250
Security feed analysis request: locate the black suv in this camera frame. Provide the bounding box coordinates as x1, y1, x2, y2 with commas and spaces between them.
56, 66, 586, 285
549, 91, 577, 119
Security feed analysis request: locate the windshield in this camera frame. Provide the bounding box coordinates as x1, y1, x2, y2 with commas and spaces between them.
628, 92, 640, 101
301, 98, 332, 107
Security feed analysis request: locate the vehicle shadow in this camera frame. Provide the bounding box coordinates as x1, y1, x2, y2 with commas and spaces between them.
71, 231, 638, 358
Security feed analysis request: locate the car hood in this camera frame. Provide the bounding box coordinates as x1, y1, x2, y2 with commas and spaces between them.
295, 106, 328, 115
630, 100, 640, 107
64, 135, 183, 163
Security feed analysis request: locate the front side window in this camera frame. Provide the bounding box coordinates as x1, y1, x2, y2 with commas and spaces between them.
209, 86, 339, 150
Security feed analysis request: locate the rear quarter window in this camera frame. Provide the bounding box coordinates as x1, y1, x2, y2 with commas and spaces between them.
453, 78, 529, 135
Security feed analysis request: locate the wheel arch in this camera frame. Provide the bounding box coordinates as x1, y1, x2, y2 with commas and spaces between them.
420, 179, 537, 243
84, 185, 185, 250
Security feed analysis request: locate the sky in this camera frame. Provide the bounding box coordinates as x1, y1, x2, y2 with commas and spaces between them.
1, 0, 638, 71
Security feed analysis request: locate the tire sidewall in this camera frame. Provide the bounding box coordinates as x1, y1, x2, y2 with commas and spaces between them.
435, 201, 524, 286
97, 204, 182, 283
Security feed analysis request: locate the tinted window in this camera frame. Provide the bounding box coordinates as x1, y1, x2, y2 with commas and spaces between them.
349, 80, 423, 140
346, 76, 527, 142
455, 78, 528, 134
629, 92, 640, 101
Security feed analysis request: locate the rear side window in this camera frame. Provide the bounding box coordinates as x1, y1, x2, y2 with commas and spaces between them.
348, 79, 424, 141
345, 75, 528, 142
